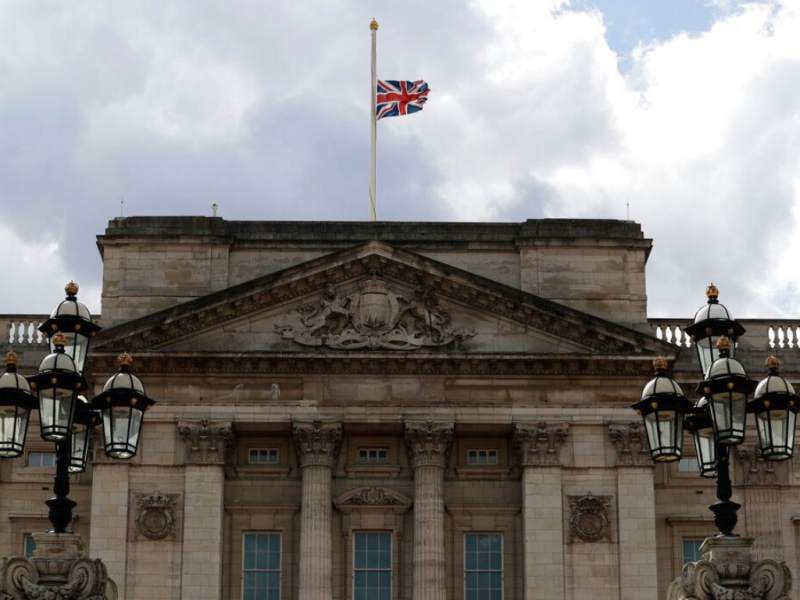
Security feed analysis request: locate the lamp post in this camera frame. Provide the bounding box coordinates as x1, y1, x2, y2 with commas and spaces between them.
640, 285, 795, 599
0, 282, 156, 534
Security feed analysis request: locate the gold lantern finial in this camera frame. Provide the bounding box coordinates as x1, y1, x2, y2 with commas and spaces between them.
370, 18, 379, 31
716, 336, 731, 351
51, 332, 67, 347
5, 351, 18, 366
706, 282, 719, 300
766, 355, 781, 371
65, 281, 79, 296
652, 356, 668, 373
118, 353, 134, 368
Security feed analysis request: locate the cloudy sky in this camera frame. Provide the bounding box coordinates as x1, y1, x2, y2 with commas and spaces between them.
1, 0, 799, 320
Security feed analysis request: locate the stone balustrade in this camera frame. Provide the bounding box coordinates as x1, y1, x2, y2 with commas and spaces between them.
649, 318, 800, 352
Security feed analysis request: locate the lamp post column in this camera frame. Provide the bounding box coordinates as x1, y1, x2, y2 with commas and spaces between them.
404, 421, 453, 600
293, 420, 342, 600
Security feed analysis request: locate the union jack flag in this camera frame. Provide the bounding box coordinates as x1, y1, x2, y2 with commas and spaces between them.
376, 80, 430, 120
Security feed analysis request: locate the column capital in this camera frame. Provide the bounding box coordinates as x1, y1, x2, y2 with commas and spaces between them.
608, 422, 652, 467
513, 422, 569, 467
176, 419, 234, 466
404, 420, 453, 469
292, 420, 342, 468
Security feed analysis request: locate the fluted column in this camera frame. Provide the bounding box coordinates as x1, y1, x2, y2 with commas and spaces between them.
513, 422, 569, 600
405, 420, 453, 600
293, 420, 342, 600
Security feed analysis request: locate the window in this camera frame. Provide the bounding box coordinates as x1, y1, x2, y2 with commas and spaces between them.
357, 448, 388, 465
248, 449, 280, 465
464, 534, 502, 600
242, 533, 281, 600
466, 450, 498, 466
677, 457, 699, 473
682, 538, 704, 564
27, 452, 56, 468
353, 532, 391, 600
23, 534, 36, 558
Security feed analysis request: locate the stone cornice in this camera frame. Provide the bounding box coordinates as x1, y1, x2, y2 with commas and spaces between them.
405, 420, 454, 469
292, 420, 342, 469
92, 242, 672, 356
514, 422, 570, 467
87, 351, 660, 379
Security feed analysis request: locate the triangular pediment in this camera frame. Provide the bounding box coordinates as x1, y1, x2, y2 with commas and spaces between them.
93, 241, 672, 357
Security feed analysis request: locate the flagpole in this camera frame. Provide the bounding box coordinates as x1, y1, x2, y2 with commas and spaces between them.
369, 18, 378, 222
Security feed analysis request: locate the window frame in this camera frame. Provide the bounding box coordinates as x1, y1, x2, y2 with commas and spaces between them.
356, 448, 389, 465
681, 537, 705, 564
248, 448, 281, 466
466, 449, 499, 466
463, 532, 504, 600
241, 531, 282, 600
23, 533, 36, 558
26, 451, 56, 468
351, 531, 393, 600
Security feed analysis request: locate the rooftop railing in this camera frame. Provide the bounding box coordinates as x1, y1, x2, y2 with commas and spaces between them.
649, 319, 800, 351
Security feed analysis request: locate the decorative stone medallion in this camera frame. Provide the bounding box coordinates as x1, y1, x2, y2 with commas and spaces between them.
568, 494, 611, 543
135, 493, 178, 541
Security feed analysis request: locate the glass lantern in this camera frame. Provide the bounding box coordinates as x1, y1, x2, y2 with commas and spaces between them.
28, 333, 86, 442
39, 281, 101, 375
633, 357, 692, 462
0, 352, 38, 458
697, 336, 756, 446
70, 396, 100, 472
747, 356, 799, 461
684, 284, 746, 377
92, 353, 155, 459
684, 398, 717, 477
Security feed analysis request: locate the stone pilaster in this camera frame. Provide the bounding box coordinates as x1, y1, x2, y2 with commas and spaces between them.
177, 420, 232, 600
404, 420, 453, 600
514, 423, 569, 600
736, 444, 784, 561
609, 423, 657, 600
293, 420, 342, 600
89, 462, 130, 599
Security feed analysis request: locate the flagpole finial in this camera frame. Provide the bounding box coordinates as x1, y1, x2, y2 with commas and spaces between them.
370, 18, 379, 31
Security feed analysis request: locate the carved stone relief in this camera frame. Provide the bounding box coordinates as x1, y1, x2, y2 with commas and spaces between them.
275, 278, 475, 350
134, 494, 179, 541
568, 494, 611, 543
608, 422, 651, 466
176, 420, 235, 467
292, 421, 342, 469
404, 421, 454, 469
736, 444, 781, 486
334, 487, 412, 509
514, 422, 569, 467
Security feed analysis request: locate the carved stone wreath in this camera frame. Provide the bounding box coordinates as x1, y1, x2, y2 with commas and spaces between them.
275, 278, 475, 351
135, 494, 178, 541
568, 494, 611, 543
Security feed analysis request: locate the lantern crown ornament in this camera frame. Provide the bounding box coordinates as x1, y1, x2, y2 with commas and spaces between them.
92, 353, 156, 459
632, 356, 692, 462
747, 356, 799, 461
0, 351, 38, 458
684, 284, 746, 377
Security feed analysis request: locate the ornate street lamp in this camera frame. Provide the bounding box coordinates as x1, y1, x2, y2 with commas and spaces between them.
0, 283, 156, 533
633, 357, 692, 462
748, 356, 799, 461
632, 285, 792, 538
684, 283, 746, 377
0, 352, 38, 458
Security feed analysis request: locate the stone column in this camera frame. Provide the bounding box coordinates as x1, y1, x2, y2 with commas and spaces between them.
177, 420, 233, 600
513, 422, 569, 600
404, 420, 453, 600
609, 423, 658, 600
89, 462, 130, 599
293, 420, 343, 600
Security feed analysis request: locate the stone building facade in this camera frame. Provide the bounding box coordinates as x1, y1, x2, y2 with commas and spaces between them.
1, 217, 799, 600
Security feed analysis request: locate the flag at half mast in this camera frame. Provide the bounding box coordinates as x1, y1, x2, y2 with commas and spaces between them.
369, 18, 431, 221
